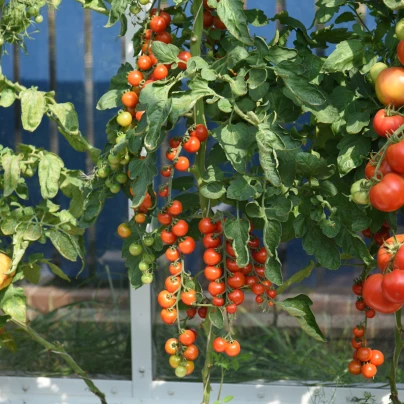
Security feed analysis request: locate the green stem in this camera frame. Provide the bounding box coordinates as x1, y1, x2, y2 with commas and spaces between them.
389, 309, 403, 404
201, 320, 213, 404
217, 367, 225, 401
11, 319, 107, 404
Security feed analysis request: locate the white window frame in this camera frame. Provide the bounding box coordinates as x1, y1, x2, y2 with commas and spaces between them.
0, 10, 402, 404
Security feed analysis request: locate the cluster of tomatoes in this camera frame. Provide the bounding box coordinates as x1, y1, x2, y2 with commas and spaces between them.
164, 330, 198, 378
361, 221, 390, 246
202, 0, 225, 30
352, 280, 375, 319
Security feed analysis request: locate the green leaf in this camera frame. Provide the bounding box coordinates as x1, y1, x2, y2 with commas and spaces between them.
23, 223, 42, 241
263, 219, 282, 285
200, 182, 226, 199
224, 218, 250, 267
38, 153, 64, 199
202, 165, 224, 183
322, 39, 365, 72
244, 9, 268, 26
2, 154, 21, 197
296, 152, 335, 179
0, 286, 26, 322
0, 88, 16, 107
109, 62, 132, 90
96, 89, 125, 110
277, 261, 315, 294
20, 88, 47, 131
383, 0, 404, 10
47, 229, 79, 262
0, 315, 10, 328
105, 0, 128, 27
209, 307, 224, 329
48, 262, 71, 282
337, 135, 371, 176
22, 263, 41, 284
217, 0, 253, 46
277, 294, 326, 342
172, 176, 195, 191
151, 42, 181, 64
227, 176, 257, 201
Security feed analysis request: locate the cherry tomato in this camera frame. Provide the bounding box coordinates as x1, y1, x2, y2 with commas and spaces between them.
186, 307, 197, 318
348, 359, 362, 375
248, 236, 260, 249
373, 109, 404, 138
185, 360, 194, 375
159, 186, 168, 198
361, 363, 377, 379
122, 91, 139, 108
357, 347, 373, 362
213, 16, 226, 29
179, 330, 196, 346
144, 29, 152, 39
161, 308, 177, 324
183, 344, 199, 360
351, 338, 363, 349
183, 136, 201, 153
255, 295, 264, 304
165, 276, 181, 293
362, 274, 402, 314
226, 258, 241, 273
169, 355, 181, 368
353, 327, 364, 338
366, 308, 376, 318
155, 31, 172, 44
153, 64, 169, 80
172, 220, 189, 237
169, 261, 182, 275
178, 51, 192, 70
377, 235, 404, 272
203, 233, 221, 248
386, 139, 404, 174
178, 236, 196, 254
129, 243, 142, 256
228, 289, 244, 305
208, 281, 225, 296
117, 223, 131, 238
150, 16, 167, 33
362, 228, 373, 238
181, 290, 196, 305
252, 247, 267, 264
165, 338, 178, 354
175, 156, 190, 171
199, 218, 217, 234
149, 52, 158, 65
212, 296, 225, 306
138, 55, 152, 70
190, 124, 209, 142
158, 11, 171, 25
373, 228, 390, 246
375, 67, 404, 106
226, 242, 236, 257
252, 283, 265, 295
352, 282, 363, 296
168, 200, 182, 216
165, 247, 180, 262
370, 350, 384, 366
204, 266, 222, 281
166, 149, 178, 161
382, 269, 404, 303
169, 137, 182, 148
158, 290, 176, 308
117, 111, 132, 127
213, 337, 228, 353
245, 276, 258, 287
369, 173, 404, 212
161, 165, 172, 177
267, 289, 277, 299
203, 10, 214, 27
135, 111, 145, 121
204, 248, 222, 265
356, 300, 366, 311
158, 212, 172, 226
225, 341, 240, 357
198, 307, 207, 318
365, 158, 392, 180
227, 272, 245, 289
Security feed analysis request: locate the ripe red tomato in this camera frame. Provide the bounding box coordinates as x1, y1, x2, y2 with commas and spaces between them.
248, 235, 260, 249
386, 140, 404, 174
373, 109, 404, 138
181, 290, 196, 305
165, 247, 180, 262
213, 16, 226, 29
172, 220, 189, 237
204, 248, 222, 265
135, 110, 145, 121
183, 344, 199, 360
361, 363, 377, 379
204, 265, 222, 281
228, 289, 244, 305
158, 11, 171, 25
149, 52, 158, 65
375, 67, 404, 106
226, 303, 237, 314
365, 158, 392, 180
254, 265, 265, 278
351, 338, 363, 349
382, 269, 404, 303
168, 200, 182, 216
226, 258, 241, 273
178, 236, 196, 254
227, 272, 245, 289
369, 173, 404, 212
144, 29, 152, 40
179, 330, 196, 346
366, 308, 376, 318
166, 149, 177, 161
398, 39, 404, 65
362, 274, 402, 313
161, 165, 172, 177
213, 337, 228, 353
225, 341, 240, 357
161, 308, 177, 324
203, 10, 214, 27
183, 136, 201, 153
165, 338, 178, 354
122, 91, 139, 108
190, 124, 209, 142
138, 55, 152, 70
212, 296, 224, 306
252, 283, 265, 295
165, 276, 181, 293
252, 247, 267, 264
357, 347, 373, 362
186, 307, 197, 318
199, 218, 217, 234
267, 289, 277, 299
348, 359, 362, 375
158, 290, 176, 308
198, 307, 207, 318
370, 350, 384, 366
377, 235, 404, 272
150, 16, 167, 33
158, 186, 168, 198
225, 242, 236, 257
153, 64, 169, 80
178, 51, 192, 70
355, 300, 366, 311
128, 70, 143, 86
362, 228, 373, 238
169, 137, 181, 148
203, 233, 221, 248
245, 276, 258, 287
208, 281, 225, 296
353, 326, 364, 338
352, 282, 363, 296
373, 228, 390, 246
175, 156, 190, 171
255, 295, 264, 304
158, 212, 172, 226
155, 31, 172, 44
241, 263, 253, 275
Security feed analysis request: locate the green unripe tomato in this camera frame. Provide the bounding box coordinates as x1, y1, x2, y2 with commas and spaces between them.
139, 0, 150, 5
172, 12, 186, 25
182, 28, 192, 39
369, 62, 387, 83
139, 261, 149, 271
120, 154, 130, 165
105, 177, 113, 188
143, 236, 154, 247
141, 273, 153, 284
350, 179, 370, 205
175, 366, 187, 378
143, 253, 155, 264
27, 6, 39, 17
110, 183, 121, 194
25, 168, 34, 178
109, 163, 120, 171
396, 19, 404, 40
117, 111, 132, 127
97, 166, 110, 178
35, 15, 43, 23
108, 154, 121, 164
130, 4, 141, 13
129, 243, 143, 256
116, 172, 128, 184
169, 355, 181, 369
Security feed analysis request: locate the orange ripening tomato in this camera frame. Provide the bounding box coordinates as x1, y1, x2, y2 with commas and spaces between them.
375, 67, 404, 106
398, 40, 404, 66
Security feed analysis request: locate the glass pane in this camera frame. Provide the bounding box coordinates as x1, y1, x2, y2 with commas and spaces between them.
0, 4, 131, 380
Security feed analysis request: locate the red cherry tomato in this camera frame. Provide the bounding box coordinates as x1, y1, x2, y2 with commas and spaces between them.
161, 308, 177, 324
168, 200, 183, 216
208, 281, 225, 296
357, 347, 373, 362
165, 247, 180, 262
398, 39, 404, 66
369, 173, 404, 212
227, 272, 245, 289
203, 10, 214, 27
373, 109, 404, 137
377, 235, 404, 272
172, 220, 189, 237
181, 290, 196, 305
158, 212, 172, 226
365, 158, 392, 180
128, 70, 144, 86
158, 290, 176, 308
178, 236, 196, 254
373, 228, 390, 246
155, 31, 172, 44
203, 233, 221, 248
348, 359, 362, 375
178, 51, 192, 70
252, 247, 267, 264
190, 124, 209, 142
150, 16, 167, 33
161, 229, 177, 244
228, 289, 244, 305
226, 303, 237, 314
370, 350, 384, 366
138, 55, 152, 70
183, 136, 201, 153
199, 218, 217, 234
204, 265, 223, 281
361, 363, 377, 379
153, 64, 169, 80
213, 337, 228, 353
204, 248, 222, 265
225, 340, 241, 357
175, 156, 190, 171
